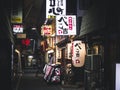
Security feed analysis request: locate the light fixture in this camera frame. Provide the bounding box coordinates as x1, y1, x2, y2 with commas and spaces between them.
31, 27, 37, 30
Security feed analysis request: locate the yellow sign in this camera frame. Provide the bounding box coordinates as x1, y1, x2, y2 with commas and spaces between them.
17, 34, 26, 39
11, 17, 22, 23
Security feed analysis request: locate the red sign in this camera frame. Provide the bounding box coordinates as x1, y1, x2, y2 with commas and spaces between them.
42, 25, 52, 36
22, 38, 30, 46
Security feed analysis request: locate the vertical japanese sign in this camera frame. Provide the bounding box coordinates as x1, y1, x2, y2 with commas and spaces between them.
65, 43, 72, 59
72, 41, 86, 67
46, 0, 66, 18
56, 15, 76, 35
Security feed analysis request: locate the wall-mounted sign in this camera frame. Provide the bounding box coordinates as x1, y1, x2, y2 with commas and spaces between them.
22, 38, 30, 46
13, 24, 23, 34
46, 0, 66, 18
41, 25, 52, 36
56, 15, 76, 35
72, 40, 86, 67
17, 34, 26, 39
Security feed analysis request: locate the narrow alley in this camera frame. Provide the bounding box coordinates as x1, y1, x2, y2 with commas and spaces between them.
13, 68, 84, 90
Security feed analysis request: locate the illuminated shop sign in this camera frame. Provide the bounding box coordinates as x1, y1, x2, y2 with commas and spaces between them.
41, 25, 52, 36
13, 24, 23, 34
72, 41, 86, 67
22, 38, 30, 46
46, 0, 66, 18
56, 15, 76, 35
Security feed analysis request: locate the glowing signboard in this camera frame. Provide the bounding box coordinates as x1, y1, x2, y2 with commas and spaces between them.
56, 15, 76, 35
13, 24, 23, 34
46, 0, 66, 18
41, 25, 52, 36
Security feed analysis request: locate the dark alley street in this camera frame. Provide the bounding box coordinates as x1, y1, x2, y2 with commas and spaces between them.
1, 0, 120, 90
13, 68, 84, 90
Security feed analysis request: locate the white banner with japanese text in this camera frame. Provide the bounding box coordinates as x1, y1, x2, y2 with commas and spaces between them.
46, 0, 66, 18
56, 15, 76, 35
